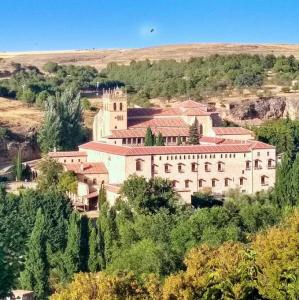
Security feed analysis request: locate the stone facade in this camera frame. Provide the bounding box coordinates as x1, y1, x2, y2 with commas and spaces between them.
49, 90, 276, 209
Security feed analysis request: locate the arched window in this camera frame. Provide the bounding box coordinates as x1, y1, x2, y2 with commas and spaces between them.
224, 178, 230, 187
239, 177, 246, 186
191, 162, 197, 172
212, 179, 217, 187
205, 162, 211, 172
268, 159, 275, 169
136, 159, 143, 171
178, 163, 185, 173
113, 102, 117, 111
198, 179, 204, 187
185, 180, 191, 188
254, 159, 261, 169
246, 160, 251, 170
261, 175, 269, 186
164, 163, 171, 173
120, 102, 123, 111
217, 161, 225, 172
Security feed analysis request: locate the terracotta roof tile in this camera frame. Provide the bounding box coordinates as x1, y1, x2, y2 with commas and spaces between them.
79, 141, 268, 156
65, 162, 108, 174
49, 151, 87, 158
199, 136, 225, 144
128, 118, 188, 128
213, 127, 253, 135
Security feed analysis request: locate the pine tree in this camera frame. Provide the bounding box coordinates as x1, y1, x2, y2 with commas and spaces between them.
188, 119, 200, 145
20, 209, 49, 299
177, 135, 182, 145
156, 132, 165, 146
144, 127, 154, 146
88, 221, 101, 272
63, 212, 81, 282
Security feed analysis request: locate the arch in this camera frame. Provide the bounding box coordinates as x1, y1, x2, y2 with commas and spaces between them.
261, 175, 269, 186
217, 161, 225, 172
224, 177, 231, 187
120, 102, 123, 111
135, 159, 143, 171
204, 162, 211, 172
191, 162, 198, 172
113, 102, 117, 111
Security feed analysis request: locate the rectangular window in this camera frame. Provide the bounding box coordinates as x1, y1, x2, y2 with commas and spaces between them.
185, 180, 189, 188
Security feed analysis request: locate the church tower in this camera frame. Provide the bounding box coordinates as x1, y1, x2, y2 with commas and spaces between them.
94, 88, 128, 140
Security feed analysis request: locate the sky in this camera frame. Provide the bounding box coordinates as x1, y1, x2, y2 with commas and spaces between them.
1, 0, 299, 51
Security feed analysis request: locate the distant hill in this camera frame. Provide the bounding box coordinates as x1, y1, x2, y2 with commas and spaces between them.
2, 43, 299, 71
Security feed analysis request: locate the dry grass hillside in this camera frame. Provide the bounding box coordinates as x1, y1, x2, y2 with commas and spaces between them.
2, 43, 299, 71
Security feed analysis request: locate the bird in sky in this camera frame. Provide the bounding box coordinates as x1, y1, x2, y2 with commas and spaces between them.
150, 28, 154, 33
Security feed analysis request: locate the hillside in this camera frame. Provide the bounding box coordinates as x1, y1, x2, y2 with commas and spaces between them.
2, 43, 299, 71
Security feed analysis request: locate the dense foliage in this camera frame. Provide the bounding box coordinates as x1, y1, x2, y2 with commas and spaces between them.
2, 54, 299, 107
51, 208, 299, 300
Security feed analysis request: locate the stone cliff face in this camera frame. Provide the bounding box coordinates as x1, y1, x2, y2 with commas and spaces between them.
223, 96, 299, 123
0, 130, 40, 163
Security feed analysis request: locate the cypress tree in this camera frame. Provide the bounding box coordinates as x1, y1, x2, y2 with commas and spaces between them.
156, 132, 165, 146
274, 154, 294, 206
144, 127, 154, 146
177, 135, 182, 145
79, 215, 89, 272
14, 149, 22, 181
20, 209, 49, 299
98, 184, 107, 209
0, 248, 13, 298
188, 119, 200, 145
88, 221, 101, 272
98, 203, 118, 264
63, 212, 81, 282
291, 153, 299, 204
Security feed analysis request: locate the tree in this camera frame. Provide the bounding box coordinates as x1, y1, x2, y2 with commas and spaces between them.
43, 62, 59, 73
144, 127, 155, 146
155, 132, 165, 146
98, 183, 107, 208
177, 135, 182, 145
291, 153, 299, 203
14, 149, 22, 181
62, 212, 81, 283
0, 248, 13, 298
188, 118, 199, 145
88, 221, 101, 272
274, 154, 294, 206
120, 175, 180, 214
20, 209, 49, 299
37, 156, 63, 190
38, 89, 85, 152
81, 97, 91, 110
58, 171, 78, 194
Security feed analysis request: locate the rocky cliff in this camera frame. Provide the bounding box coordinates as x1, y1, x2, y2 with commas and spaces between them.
222, 96, 299, 124
0, 130, 40, 164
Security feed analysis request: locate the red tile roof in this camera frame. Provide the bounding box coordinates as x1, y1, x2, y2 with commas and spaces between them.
79, 141, 272, 156
49, 151, 87, 158
199, 136, 225, 144
128, 117, 188, 128
249, 141, 276, 150
213, 127, 253, 135
127, 102, 211, 118
65, 162, 108, 174
173, 99, 208, 110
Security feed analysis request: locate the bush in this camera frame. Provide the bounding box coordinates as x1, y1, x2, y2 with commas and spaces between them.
81, 97, 91, 110
43, 62, 59, 73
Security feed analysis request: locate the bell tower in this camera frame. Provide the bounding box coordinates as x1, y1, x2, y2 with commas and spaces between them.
101, 88, 128, 137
